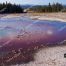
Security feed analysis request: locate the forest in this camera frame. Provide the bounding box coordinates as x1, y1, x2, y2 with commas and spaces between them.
29, 3, 64, 12
0, 2, 65, 13
0, 2, 23, 13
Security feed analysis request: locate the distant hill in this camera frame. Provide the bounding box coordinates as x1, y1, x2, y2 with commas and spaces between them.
63, 5, 66, 8
21, 5, 34, 9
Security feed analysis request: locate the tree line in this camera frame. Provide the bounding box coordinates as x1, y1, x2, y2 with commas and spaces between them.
0, 2, 24, 13
29, 3, 64, 12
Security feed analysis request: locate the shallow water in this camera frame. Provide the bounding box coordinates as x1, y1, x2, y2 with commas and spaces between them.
0, 16, 66, 65
0, 16, 66, 43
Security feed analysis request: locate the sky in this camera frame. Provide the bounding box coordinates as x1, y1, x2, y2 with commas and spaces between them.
0, 0, 65, 5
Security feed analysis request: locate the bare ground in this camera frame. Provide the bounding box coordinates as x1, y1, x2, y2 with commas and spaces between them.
11, 45, 66, 66
1, 13, 66, 22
